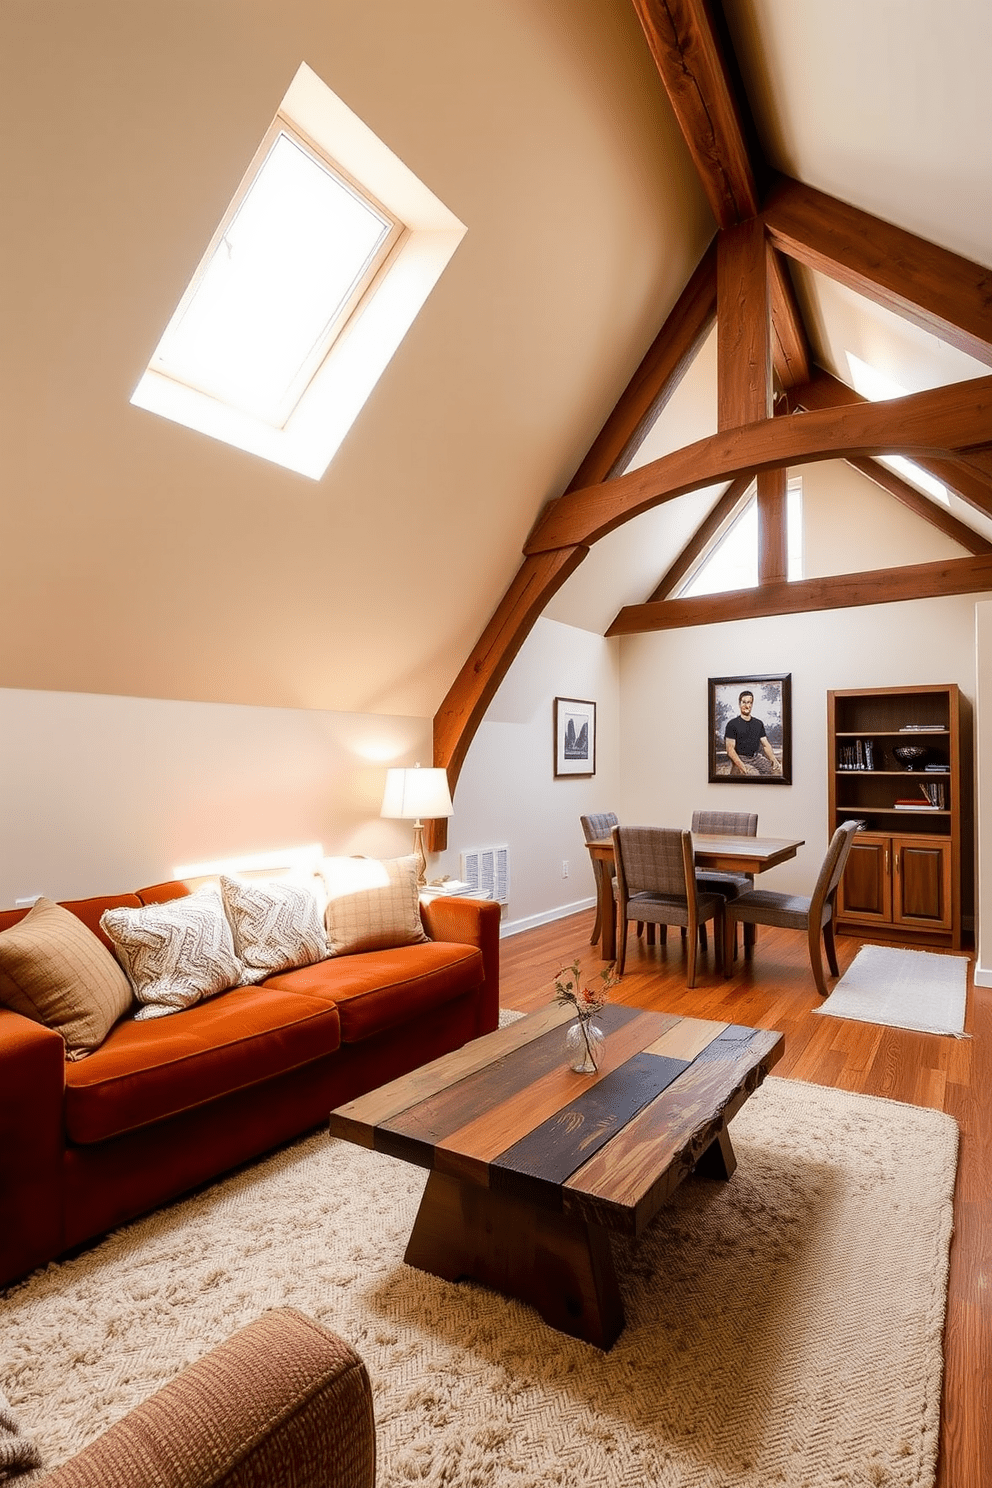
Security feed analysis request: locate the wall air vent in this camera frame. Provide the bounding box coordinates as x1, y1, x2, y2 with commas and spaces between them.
460, 845, 509, 905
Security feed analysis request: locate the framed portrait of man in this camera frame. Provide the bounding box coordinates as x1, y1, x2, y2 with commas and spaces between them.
708, 674, 792, 785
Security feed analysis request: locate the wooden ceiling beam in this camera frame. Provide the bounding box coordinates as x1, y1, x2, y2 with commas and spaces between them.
607, 553, 992, 636
768, 248, 811, 392
647, 475, 754, 601
630, 0, 759, 228
526, 375, 992, 553
424, 545, 587, 850
846, 457, 992, 556
717, 217, 772, 428
763, 175, 992, 366
793, 368, 992, 520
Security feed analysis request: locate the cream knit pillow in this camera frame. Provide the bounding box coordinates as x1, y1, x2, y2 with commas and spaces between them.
101, 889, 248, 1019
220, 875, 328, 979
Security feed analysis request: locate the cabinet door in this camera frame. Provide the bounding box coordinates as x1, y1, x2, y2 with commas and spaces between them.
893, 836, 952, 931
839, 835, 891, 923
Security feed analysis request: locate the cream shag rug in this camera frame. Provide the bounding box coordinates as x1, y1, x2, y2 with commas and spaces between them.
1, 1078, 957, 1488
814, 943, 970, 1036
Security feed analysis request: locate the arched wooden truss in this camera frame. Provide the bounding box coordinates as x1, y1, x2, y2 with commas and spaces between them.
426, 0, 992, 848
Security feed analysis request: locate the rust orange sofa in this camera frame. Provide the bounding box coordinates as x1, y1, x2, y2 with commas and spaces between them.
0, 880, 500, 1290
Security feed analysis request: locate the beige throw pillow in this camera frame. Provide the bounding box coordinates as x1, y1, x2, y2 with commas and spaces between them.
220, 875, 328, 979
0, 897, 133, 1060
321, 855, 428, 956
101, 888, 247, 1020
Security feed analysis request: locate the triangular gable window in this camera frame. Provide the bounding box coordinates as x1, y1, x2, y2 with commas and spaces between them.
680, 478, 802, 597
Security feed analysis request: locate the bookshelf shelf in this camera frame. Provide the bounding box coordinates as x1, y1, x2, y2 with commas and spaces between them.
827, 684, 963, 950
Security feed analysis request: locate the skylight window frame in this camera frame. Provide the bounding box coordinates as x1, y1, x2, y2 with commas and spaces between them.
147, 117, 407, 432
130, 63, 467, 480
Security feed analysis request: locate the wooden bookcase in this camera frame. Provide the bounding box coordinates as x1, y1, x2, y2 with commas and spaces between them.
827, 684, 963, 950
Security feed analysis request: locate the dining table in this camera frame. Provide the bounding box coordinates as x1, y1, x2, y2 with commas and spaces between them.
584, 832, 806, 963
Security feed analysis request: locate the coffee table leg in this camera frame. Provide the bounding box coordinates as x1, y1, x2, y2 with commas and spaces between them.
404, 1171, 624, 1349
694, 1125, 737, 1180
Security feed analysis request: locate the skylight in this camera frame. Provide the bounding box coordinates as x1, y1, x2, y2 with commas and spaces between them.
681, 479, 802, 597
151, 132, 397, 428
131, 64, 466, 479
845, 354, 950, 505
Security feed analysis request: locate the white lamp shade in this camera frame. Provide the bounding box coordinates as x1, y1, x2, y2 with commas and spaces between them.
380, 766, 453, 821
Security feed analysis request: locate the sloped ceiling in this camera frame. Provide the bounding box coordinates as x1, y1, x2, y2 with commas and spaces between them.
0, 0, 711, 716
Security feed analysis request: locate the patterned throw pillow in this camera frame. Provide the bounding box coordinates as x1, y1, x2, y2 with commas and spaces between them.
101, 889, 247, 1020
321, 855, 428, 956
220, 876, 328, 979
0, 897, 134, 1059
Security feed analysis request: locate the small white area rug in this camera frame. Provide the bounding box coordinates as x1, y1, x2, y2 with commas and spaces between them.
0, 1077, 957, 1488
815, 943, 970, 1036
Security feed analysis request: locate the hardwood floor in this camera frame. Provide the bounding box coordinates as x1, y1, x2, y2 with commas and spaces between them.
499, 910, 989, 1488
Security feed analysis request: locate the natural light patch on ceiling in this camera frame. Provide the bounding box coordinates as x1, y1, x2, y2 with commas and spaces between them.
131, 64, 466, 479
680, 479, 802, 597
845, 354, 950, 505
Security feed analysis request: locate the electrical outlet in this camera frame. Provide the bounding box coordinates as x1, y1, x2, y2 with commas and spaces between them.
561, 859, 569, 878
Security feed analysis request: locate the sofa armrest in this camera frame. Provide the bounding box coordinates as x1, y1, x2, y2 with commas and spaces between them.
0, 1009, 65, 1288
40, 1309, 375, 1488
419, 897, 500, 1034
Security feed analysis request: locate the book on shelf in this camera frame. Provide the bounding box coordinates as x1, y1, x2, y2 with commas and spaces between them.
899, 724, 947, 732
925, 763, 950, 772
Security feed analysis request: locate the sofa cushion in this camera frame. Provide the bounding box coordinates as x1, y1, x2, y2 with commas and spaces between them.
0, 898, 134, 1060
263, 940, 484, 1043
64, 987, 343, 1144
321, 856, 428, 956
220, 875, 328, 980
101, 889, 248, 1020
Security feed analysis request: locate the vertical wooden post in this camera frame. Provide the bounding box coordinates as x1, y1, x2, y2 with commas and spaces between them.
757, 468, 788, 583
717, 218, 772, 430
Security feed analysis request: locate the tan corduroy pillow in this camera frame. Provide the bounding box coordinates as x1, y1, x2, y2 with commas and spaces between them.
0, 897, 133, 1059
321, 855, 428, 956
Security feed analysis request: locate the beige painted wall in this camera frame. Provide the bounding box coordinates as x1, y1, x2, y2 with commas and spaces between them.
618, 594, 979, 908
435, 619, 621, 934
0, 688, 428, 906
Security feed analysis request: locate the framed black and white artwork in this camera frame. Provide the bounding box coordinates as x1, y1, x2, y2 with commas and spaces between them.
708, 674, 792, 784
554, 697, 596, 778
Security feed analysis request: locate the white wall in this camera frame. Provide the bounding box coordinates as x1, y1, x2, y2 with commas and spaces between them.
975, 601, 992, 986
0, 688, 428, 906
618, 594, 980, 903
435, 618, 621, 934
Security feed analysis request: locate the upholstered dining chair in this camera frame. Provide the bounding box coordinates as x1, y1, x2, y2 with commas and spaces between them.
722, 820, 860, 997
612, 826, 725, 986
580, 812, 646, 946
690, 810, 758, 898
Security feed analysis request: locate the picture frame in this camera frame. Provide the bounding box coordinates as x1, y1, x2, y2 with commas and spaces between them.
708, 674, 792, 785
554, 697, 596, 778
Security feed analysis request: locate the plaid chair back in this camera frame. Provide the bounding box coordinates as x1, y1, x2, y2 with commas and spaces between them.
691, 810, 758, 836
814, 820, 861, 909
613, 826, 689, 900
581, 812, 619, 842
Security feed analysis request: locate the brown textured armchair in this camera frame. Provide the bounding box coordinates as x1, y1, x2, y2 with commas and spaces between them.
39, 1309, 375, 1488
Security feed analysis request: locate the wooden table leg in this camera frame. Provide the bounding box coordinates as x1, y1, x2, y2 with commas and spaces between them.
693, 1126, 737, 1180
599, 876, 616, 963
404, 1171, 625, 1349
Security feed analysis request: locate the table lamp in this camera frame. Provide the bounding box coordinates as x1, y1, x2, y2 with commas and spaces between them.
380, 764, 454, 887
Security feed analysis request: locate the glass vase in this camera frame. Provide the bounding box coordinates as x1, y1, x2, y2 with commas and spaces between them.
565, 1017, 605, 1073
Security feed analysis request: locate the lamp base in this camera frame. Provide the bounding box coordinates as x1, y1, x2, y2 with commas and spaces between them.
411, 821, 428, 888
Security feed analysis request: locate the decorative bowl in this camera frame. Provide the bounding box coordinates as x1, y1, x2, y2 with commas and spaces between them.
892, 745, 929, 771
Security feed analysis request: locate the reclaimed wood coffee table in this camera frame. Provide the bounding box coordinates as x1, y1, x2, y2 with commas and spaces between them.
330, 1001, 784, 1349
